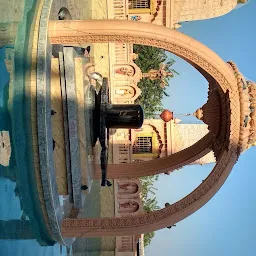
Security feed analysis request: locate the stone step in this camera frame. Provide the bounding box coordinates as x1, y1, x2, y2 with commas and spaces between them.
58, 47, 94, 209
50, 57, 69, 196
74, 56, 93, 195
62, 47, 83, 209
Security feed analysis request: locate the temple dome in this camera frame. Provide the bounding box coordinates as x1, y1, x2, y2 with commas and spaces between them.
193, 61, 256, 156
171, 0, 241, 26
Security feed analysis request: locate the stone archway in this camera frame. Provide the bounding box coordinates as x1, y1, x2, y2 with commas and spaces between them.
48, 20, 240, 237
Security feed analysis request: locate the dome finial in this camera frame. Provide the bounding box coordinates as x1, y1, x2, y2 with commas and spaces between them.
193, 108, 203, 120
160, 110, 173, 122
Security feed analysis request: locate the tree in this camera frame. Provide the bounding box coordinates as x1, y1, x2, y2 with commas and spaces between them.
144, 231, 155, 248
140, 175, 159, 203
140, 175, 160, 247
133, 45, 179, 118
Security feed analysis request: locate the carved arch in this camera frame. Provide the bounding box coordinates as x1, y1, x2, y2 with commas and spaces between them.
114, 62, 142, 82
148, 124, 164, 158
48, 20, 240, 237
94, 132, 214, 179
129, 83, 142, 101
128, 62, 142, 82
114, 84, 141, 101
114, 65, 136, 77
117, 181, 140, 195
118, 199, 141, 215
114, 85, 136, 99
48, 20, 236, 179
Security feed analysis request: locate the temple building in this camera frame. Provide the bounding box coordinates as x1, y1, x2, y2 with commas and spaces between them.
90, 0, 249, 90
111, 118, 216, 166
107, 0, 248, 29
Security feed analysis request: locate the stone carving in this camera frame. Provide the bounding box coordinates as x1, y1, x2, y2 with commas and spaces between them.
118, 183, 138, 193
142, 64, 173, 88
115, 87, 134, 97
115, 67, 135, 76
227, 61, 256, 152
119, 201, 139, 212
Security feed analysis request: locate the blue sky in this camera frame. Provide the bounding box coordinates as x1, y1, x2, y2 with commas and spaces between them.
147, 1, 256, 255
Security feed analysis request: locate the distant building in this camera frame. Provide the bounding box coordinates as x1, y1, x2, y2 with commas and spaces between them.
111, 119, 215, 166
107, 0, 248, 29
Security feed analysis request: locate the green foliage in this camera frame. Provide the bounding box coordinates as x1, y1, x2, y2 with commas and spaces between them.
140, 175, 159, 206
140, 175, 160, 247
144, 231, 155, 248
133, 45, 179, 118
133, 45, 167, 72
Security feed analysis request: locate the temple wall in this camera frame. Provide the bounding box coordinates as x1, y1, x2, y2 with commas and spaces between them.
110, 121, 216, 165
91, 0, 109, 77
173, 0, 237, 23
106, 0, 241, 29
130, 119, 167, 160
172, 123, 215, 164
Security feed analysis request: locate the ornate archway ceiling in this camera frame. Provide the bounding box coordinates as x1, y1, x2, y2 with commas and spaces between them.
194, 80, 231, 160
194, 60, 256, 159
48, 20, 252, 237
